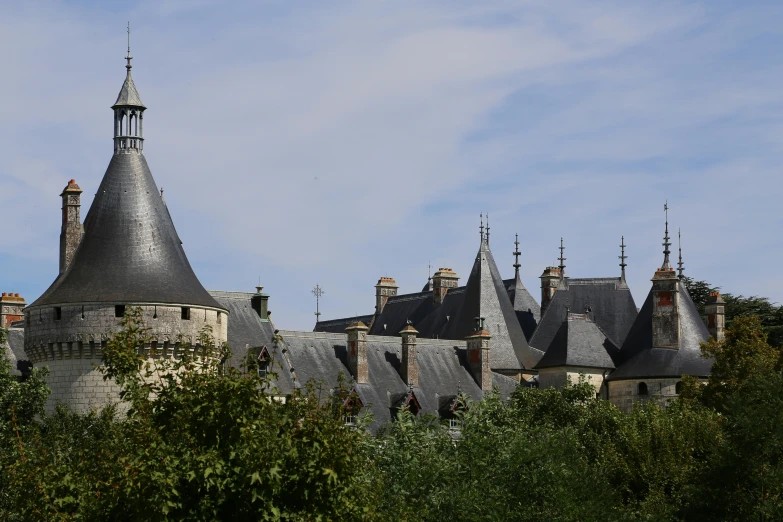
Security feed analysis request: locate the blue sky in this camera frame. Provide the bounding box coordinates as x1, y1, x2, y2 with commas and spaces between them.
1, 0, 782, 330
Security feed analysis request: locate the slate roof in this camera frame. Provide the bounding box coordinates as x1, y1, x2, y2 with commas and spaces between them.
535, 314, 617, 370
529, 277, 637, 354
30, 152, 224, 311
113, 69, 145, 108
208, 290, 294, 393
507, 273, 540, 341
607, 280, 712, 381
2, 328, 30, 377
276, 330, 518, 432
317, 315, 374, 334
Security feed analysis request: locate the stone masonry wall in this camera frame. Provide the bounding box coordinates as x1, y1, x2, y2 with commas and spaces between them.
25, 303, 227, 412
538, 366, 608, 396
608, 378, 683, 412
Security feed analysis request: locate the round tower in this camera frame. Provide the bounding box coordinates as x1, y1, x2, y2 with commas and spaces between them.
24, 48, 228, 412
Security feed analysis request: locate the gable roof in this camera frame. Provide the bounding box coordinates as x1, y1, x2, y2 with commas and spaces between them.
535, 314, 617, 370
607, 280, 712, 381
30, 153, 223, 311
529, 277, 637, 353
277, 330, 518, 432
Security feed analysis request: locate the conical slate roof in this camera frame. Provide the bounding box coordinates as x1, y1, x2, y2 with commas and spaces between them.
509, 272, 540, 341
607, 280, 711, 381
112, 69, 145, 108
535, 314, 617, 370
31, 152, 223, 310
446, 238, 541, 371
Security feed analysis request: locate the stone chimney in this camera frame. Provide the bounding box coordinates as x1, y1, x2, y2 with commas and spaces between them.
651, 267, 680, 349
540, 266, 561, 315
0, 293, 25, 328
705, 292, 725, 342
432, 268, 459, 305
375, 277, 398, 314
399, 323, 419, 387
466, 317, 492, 391
346, 321, 369, 384
59, 179, 83, 274
251, 286, 270, 321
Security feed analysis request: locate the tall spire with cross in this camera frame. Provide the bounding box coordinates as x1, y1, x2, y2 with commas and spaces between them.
677, 228, 684, 279
513, 233, 521, 278
661, 201, 672, 270
619, 235, 627, 284
312, 284, 325, 323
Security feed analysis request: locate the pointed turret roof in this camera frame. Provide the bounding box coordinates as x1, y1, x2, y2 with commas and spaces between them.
445, 235, 540, 370
607, 279, 711, 381
30, 59, 221, 311
112, 69, 145, 109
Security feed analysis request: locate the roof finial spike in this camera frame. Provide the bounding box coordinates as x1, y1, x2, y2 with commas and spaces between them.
513, 233, 521, 278
619, 235, 627, 283
479, 213, 484, 241
125, 22, 133, 71
662, 201, 672, 270
558, 237, 566, 273
485, 213, 490, 245
677, 228, 684, 279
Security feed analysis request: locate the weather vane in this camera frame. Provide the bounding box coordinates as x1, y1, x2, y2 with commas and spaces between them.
312, 284, 325, 322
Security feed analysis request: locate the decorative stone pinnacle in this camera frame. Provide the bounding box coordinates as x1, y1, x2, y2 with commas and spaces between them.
619, 236, 627, 282
662, 201, 672, 270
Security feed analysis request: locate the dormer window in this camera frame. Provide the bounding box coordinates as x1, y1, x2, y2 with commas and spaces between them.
255, 346, 271, 378
439, 395, 467, 431
339, 389, 364, 428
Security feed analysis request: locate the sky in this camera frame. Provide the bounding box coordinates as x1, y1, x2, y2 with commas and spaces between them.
1, 0, 782, 330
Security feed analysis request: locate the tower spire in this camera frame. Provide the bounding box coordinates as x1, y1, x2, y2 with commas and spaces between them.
677, 228, 684, 279
619, 235, 627, 284
661, 201, 672, 270
513, 233, 521, 278
126, 21, 132, 71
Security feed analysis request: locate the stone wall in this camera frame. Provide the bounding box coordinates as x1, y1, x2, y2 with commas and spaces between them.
608, 378, 684, 412
537, 366, 608, 396
24, 303, 227, 412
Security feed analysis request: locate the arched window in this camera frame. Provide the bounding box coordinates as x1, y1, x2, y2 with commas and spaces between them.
675, 381, 683, 394
638, 382, 648, 396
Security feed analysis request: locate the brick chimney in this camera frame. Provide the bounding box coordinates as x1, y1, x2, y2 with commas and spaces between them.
399, 323, 419, 387
432, 268, 459, 305
466, 317, 492, 391
251, 285, 270, 322
59, 179, 83, 274
375, 277, 398, 314
346, 321, 369, 384
651, 267, 680, 349
539, 266, 561, 316
0, 293, 25, 328
705, 292, 725, 342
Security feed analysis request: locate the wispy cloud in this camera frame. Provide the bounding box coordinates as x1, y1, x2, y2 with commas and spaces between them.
1, 1, 782, 328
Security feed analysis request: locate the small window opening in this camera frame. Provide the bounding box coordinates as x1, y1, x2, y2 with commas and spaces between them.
181, 307, 190, 320
115, 305, 126, 318
54, 307, 62, 321
153, 306, 157, 319
257, 360, 269, 378
675, 381, 683, 394
638, 382, 648, 396
448, 418, 461, 431
217, 312, 222, 324
342, 413, 357, 426
81, 305, 85, 320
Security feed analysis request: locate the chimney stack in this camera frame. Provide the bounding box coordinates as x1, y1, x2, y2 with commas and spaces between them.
432, 268, 459, 305
59, 179, 83, 274
399, 323, 419, 387
0, 293, 26, 328
466, 317, 492, 391
540, 266, 561, 315
251, 286, 270, 321
651, 267, 680, 349
705, 292, 725, 342
346, 321, 369, 384
375, 277, 398, 314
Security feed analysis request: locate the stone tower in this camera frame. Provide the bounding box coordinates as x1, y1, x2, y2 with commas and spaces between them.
24, 51, 228, 412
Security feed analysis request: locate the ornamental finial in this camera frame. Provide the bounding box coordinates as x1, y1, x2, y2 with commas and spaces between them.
513, 233, 521, 277
677, 228, 684, 279
619, 236, 627, 283
125, 22, 133, 71
662, 201, 672, 270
